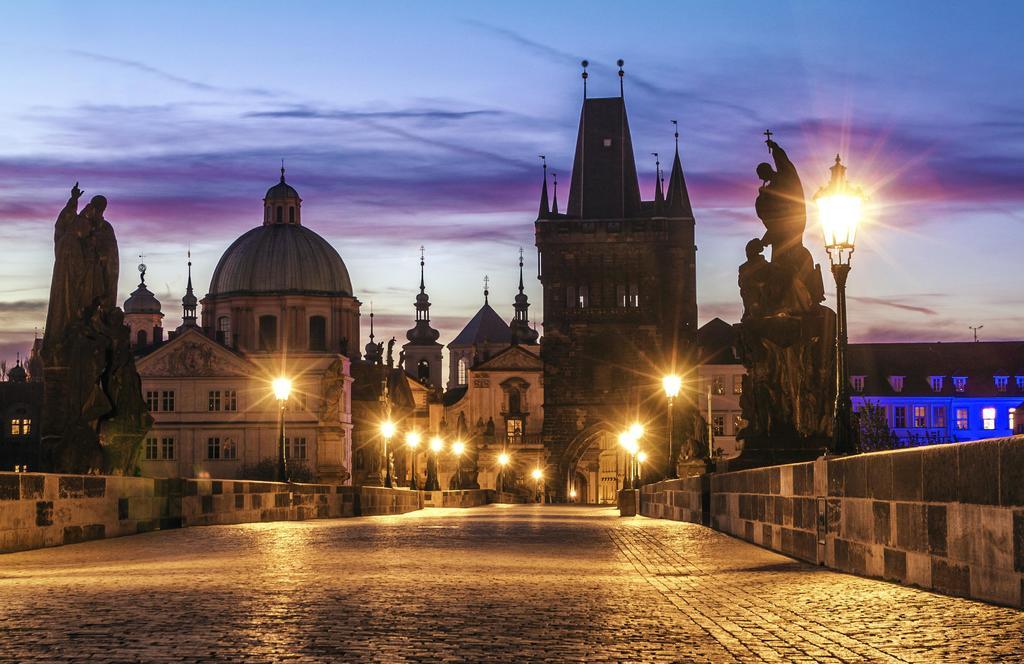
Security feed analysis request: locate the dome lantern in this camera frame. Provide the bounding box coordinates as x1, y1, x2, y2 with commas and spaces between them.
263, 163, 302, 226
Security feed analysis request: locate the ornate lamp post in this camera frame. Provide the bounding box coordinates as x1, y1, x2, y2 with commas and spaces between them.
272, 377, 292, 483
637, 451, 648, 485
425, 436, 443, 491
405, 431, 421, 490
497, 451, 510, 494
662, 374, 682, 478
452, 440, 466, 489
531, 467, 543, 503
380, 420, 396, 488
618, 430, 641, 490
814, 155, 865, 456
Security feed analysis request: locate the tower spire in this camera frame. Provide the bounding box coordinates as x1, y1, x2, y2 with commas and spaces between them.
617, 58, 625, 98
180, 247, 198, 328
552, 172, 559, 215
538, 155, 550, 219
581, 59, 589, 99
666, 120, 694, 218
280, 159, 286, 182
652, 152, 664, 209
483, 275, 490, 305
419, 245, 426, 293
518, 247, 525, 293
510, 249, 538, 345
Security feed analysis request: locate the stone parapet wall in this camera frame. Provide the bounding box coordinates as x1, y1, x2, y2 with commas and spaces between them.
637, 436, 1024, 608
639, 476, 708, 525
180, 479, 356, 527
423, 489, 494, 508
357, 486, 423, 515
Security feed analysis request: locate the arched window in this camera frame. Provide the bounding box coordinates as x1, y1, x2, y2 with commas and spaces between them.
508, 389, 521, 414
457, 358, 467, 384
217, 316, 231, 346
289, 206, 295, 224
417, 359, 430, 383
309, 316, 326, 351
258, 315, 278, 351
136, 329, 148, 346
276, 206, 283, 223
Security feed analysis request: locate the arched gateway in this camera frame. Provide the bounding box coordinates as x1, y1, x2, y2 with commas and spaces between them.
560, 423, 631, 505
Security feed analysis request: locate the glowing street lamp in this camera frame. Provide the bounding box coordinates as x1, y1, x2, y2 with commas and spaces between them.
425, 436, 443, 491
814, 155, 865, 456
380, 420, 396, 488
662, 374, 682, 479
497, 451, 510, 494
452, 440, 466, 489
618, 431, 640, 490
405, 431, 421, 490
272, 377, 292, 483
531, 467, 543, 503
637, 450, 648, 485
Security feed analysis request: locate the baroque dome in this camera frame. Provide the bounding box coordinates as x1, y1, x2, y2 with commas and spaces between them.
208, 223, 353, 297
124, 282, 161, 314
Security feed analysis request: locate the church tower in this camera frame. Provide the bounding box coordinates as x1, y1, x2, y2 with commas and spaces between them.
509, 249, 539, 346
535, 63, 698, 496
402, 248, 443, 387
123, 259, 164, 348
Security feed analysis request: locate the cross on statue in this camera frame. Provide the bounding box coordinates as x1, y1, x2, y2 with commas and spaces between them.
763, 129, 774, 152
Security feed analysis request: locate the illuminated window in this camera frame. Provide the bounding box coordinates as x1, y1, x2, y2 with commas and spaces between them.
982, 407, 996, 430
506, 418, 524, 446
457, 359, 467, 385
953, 377, 967, 393
145, 437, 158, 460
578, 285, 589, 309
893, 406, 907, 428
913, 406, 927, 428
732, 413, 744, 433
712, 376, 726, 395
224, 390, 237, 412
208, 390, 221, 412
932, 406, 947, 428
995, 376, 1008, 393
850, 375, 865, 392
1010, 408, 1016, 431
712, 415, 725, 436
955, 408, 969, 430
929, 376, 943, 393
733, 374, 743, 395
628, 284, 639, 308
1017, 376, 1024, 391
161, 391, 175, 412
146, 391, 159, 412
207, 437, 221, 460
287, 437, 306, 460
888, 376, 905, 393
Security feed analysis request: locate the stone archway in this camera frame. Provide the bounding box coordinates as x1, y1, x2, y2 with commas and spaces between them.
559, 424, 629, 505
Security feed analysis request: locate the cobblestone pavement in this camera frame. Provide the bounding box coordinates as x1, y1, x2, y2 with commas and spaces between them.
0, 505, 1021, 662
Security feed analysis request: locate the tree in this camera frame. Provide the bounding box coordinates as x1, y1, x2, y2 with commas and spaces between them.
853, 402, 902, 453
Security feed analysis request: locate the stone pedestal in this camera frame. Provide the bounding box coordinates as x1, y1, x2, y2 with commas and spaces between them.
617, 489, 639, 517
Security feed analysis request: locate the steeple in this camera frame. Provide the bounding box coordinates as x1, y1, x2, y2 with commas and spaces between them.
666, 120, 695, 218
652, 152, 665, 212
406, 247, 440, 345
364, 303, 381, 364
552, 172, 559, 215
538, 156, 550, 219
263, 164, 302, 225
510, 248, 539, 345
180, 249, 198, 328
483, 275, 490, 305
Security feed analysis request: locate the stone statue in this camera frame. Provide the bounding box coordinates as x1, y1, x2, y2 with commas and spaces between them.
397, 349, 406, 371
41, 184, 152, 474
318, 358, 346, 421
386, 337, 396, 369
732, 139, 836, 465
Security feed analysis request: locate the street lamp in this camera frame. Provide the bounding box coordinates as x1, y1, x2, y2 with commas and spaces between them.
637, 451, 648, 485
452, 439, 466, 489
497, 451, 510, 494
405, 431, 421, 490
531, 467, 543, 503
662, 374, 682, 478
380, 420, 396, 488
618, 431, 639, 490
425, 436, 443, 491
814, 154, 865, 456
272, 377, 292, 483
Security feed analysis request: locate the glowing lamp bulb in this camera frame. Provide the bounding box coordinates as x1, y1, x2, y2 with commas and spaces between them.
429, 437, 443, 453
380, 421, 396, 439
531, 468, 543, 481
637, 451, 648, 464
498, 452, 510, 466
629, 423, 645, 440
662, 374, 682, 398
405, 431, 421, 448
569, 489, 578, 499
452, 440, 466, 456
272, 377, 292, 401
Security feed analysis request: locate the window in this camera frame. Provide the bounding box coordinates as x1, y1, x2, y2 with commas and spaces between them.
137, 329, 148, 346
224, 390, 237, 412
207, 437, 221, 460
628, 284, 639, 308
893, 406, 907, 428
508, 389, 522, 414
146, 391, 159, 412
602, 137, 612, 147
932, 406, 947, 428
953, 376, 967, 393
506, 418, 524, 445
577, 285, 589, 309
732, 413, 744, 433
145, 437, 158, 460
1017, 376, 1024, 391
732, 374, 743, 395
617, 284, 627, 307
982, 407, 996, 430
223, 438, 237, 460
276, 206, 283, 223
8, 416, 31, 437
929, 376, 943, 393
955, 408, 969, 430
850, 375, 865, 392
289, 206, 295, 224
258, 315, 278, 351
995, 376, 1008, 393
1010, 407, 1016, 431
161, 437, 175, 460
712, 375, 725, 395
913, 405, 927, 428
287, 437, 306, 460
457, 359, 467, 385
309, 316, 326, 351
161, 391, 175, 412
208, 390, 221, 412
217, 316, 231, 345
712, 415, 725, 436
888, 376, 905, 393
417, 359, 430, 383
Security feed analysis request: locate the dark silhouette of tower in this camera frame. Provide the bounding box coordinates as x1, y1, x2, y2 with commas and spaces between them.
535, 65, 698, 496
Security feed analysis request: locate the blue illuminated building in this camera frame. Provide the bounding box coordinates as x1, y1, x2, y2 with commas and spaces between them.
848, 342, 1024, 444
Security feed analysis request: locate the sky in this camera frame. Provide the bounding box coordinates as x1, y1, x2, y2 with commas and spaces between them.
2, 1, 1023, 368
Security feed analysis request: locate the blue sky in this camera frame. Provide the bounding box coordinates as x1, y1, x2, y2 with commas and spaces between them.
2, 1, 1023, 366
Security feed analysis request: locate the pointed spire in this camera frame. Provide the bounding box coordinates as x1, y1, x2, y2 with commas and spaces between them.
369, 302, 375, 341
419, 245, 426, 293
652, 152, 664, 210
581, 60, 589, 99
510, 249, 538, 345
180, 246, 198, 328
538, 155, 550, 219
617, 59, 625, 98
483, 275, 490, 305
518, 247, 525, 293
280, 159, 286, 183
552, 172, 559, 214
666, 120, 694, 218
407, 249, 440, 345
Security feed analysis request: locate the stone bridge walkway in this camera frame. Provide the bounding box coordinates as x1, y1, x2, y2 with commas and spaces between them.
0, 505, 1020, 662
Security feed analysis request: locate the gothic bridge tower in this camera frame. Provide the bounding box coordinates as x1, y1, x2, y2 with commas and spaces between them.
535, 63, 698, 499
